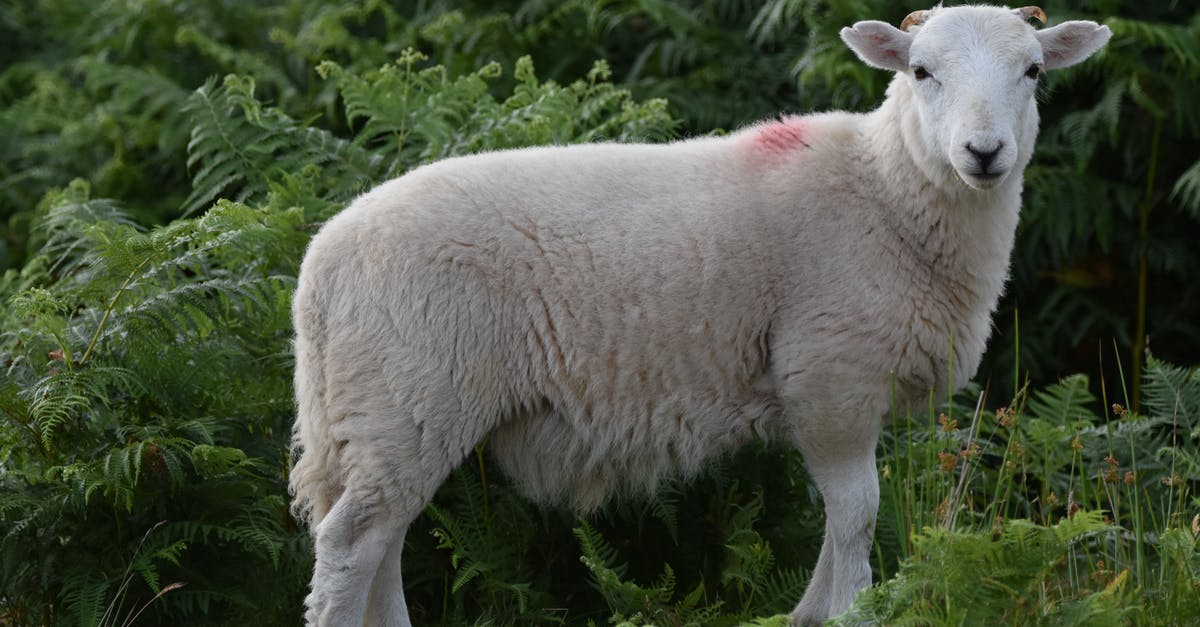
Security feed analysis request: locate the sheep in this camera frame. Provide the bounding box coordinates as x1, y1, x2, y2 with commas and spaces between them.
289, 5, 1111, 625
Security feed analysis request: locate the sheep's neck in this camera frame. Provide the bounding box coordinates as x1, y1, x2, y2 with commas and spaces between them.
859, 78, 1025, 393
863, 77, 1023, 278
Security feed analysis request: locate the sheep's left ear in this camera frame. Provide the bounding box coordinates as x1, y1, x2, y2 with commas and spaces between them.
841, 21, 913, 72
1036, 21, 1112, 70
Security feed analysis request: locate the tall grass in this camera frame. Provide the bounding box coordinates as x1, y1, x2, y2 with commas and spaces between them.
845, 345, 1200, 625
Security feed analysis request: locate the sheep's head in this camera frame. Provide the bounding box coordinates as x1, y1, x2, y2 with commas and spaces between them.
840, 5, 1110, 190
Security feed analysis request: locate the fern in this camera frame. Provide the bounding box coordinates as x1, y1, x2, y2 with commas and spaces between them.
720, 490, 776, 613
24, 366, 144, 452
185, 77, 304, 214
422, 465, 574, 622
836, 511, 1128, 626
756, 566, 810, 616
182, 76, 290, 215
574, 519, 629, 582
319, 50, 674, 174
576, 520, 725, 626
3, 180, 306, 624
61, 571, 109, 627
1140, 358, 1200, 426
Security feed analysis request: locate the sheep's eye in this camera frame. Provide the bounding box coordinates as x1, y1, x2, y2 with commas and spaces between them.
1025, 64, 1041, 79
912, 66, 931, 80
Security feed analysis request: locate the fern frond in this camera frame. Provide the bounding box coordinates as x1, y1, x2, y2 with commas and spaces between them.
1170, 158, 1200, 218
648, 482, 681, 545
76, 55, 192, 153
182, 74, 383, 216
573, 520, 627, 579
31, 180, 143, 278
757, 566, 810, 615
1105, 17, 1200, 74
181, 77, 271, 215
1140, 358, 1200, 426
1026, 374, 1098, 424
25, 366, 143, 450
61, 571, 109, 627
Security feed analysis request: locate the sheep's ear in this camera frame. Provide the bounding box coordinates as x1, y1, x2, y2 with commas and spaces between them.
840, 21, 913, 72
1036, 21, 1112, 70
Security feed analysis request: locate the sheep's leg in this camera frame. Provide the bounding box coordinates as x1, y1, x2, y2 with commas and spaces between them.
306, 488, 395, 627
307, 459, 452, 627
364, 527, 413, 627
306, 401, 471, 626
790, 432, 879, 626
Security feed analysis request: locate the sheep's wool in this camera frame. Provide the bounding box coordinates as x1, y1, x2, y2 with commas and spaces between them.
290, 5, 1111, 625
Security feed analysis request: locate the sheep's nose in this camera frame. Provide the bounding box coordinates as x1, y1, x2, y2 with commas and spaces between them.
966, 141, 1003, 172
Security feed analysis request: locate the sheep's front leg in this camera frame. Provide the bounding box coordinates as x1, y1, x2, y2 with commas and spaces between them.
791, 430, 879, 625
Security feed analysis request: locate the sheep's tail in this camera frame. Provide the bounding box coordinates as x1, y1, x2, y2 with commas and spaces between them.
289, 275, 342, 530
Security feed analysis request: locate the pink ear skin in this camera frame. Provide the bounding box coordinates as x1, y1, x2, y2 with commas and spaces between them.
840, 21, 913, 72
740, 118, 812, 163
1035, 21, 1112, 70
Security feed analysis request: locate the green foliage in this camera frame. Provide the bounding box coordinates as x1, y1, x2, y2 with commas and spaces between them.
576, 520, 716, 625
1, 33, 674, 623
1, 179, 306, 624
865, 362, 1200, 626
837, 512, 1134, 626
1, 0, 1197, 625
422, 468, 561, 624
997, 1, 1200, 399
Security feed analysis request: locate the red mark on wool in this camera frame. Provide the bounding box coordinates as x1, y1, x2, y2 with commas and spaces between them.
745, 117, 812, 161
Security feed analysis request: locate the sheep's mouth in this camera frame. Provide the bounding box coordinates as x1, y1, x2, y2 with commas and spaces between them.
959, 170, 1006, 189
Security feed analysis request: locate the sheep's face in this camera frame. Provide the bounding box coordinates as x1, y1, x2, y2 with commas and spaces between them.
904, 10, 1044, 189
840, 5, 1111, 191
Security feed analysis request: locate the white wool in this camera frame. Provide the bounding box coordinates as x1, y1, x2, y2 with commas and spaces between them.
289, 5, 1110, 625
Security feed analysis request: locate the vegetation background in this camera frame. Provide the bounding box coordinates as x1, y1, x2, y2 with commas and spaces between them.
0, 0, 1197, 625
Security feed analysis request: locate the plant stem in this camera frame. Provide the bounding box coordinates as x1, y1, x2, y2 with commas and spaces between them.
79, 255, 153, 367
1131, 116, 1163, 412
476, 444, 491, 522
945, 390, 985, 529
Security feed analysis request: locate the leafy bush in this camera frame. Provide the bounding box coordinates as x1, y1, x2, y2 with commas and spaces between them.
0, 46, 672, 624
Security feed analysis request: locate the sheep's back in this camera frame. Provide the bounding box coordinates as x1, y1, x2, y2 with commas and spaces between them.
302, 141, 794, 506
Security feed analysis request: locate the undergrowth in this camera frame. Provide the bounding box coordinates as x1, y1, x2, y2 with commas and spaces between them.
0, 48, 674, 625
844, 361, 1200, 625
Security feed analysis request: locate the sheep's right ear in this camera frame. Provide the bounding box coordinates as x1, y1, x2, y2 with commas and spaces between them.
840, 21, 913, 73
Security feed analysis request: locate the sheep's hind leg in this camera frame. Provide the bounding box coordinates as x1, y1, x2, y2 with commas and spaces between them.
307, 408, 469, 626
364, 527, 413, 627
790, 431, 879, 626
307, 458, 450, 627
305, 486, 396, 627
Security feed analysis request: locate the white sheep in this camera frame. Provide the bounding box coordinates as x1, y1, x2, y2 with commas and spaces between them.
289, 5, 1110, 625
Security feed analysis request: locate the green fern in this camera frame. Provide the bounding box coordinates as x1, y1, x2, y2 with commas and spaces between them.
836, 511, 1129, 626
181, 76, 291, 215
61, 571, 109, 627
576, 520, 725, 626
720, 490, 776, 613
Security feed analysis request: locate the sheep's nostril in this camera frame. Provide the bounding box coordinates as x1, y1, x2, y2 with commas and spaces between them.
966, 142, 1003, 172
